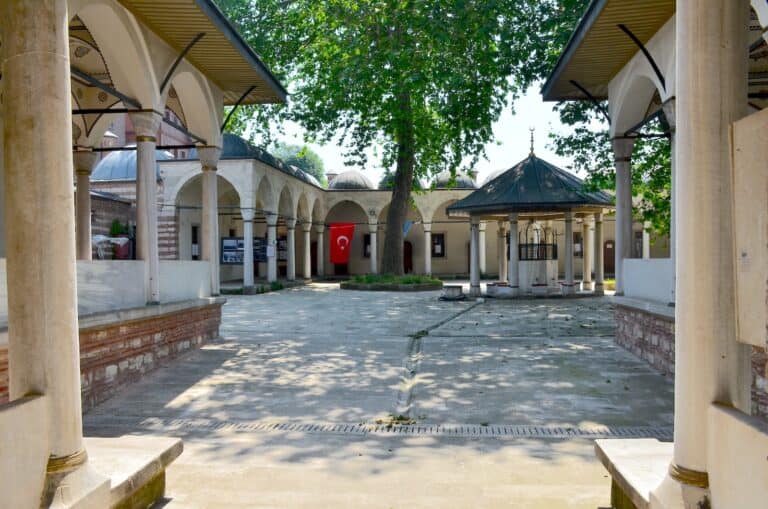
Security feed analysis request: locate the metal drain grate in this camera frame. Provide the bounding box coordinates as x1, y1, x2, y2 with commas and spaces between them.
86, 416, 672, 440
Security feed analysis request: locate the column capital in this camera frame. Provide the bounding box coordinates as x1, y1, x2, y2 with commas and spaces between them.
564, 210, 574, 221
508, 212, 518, 223
301, 221, 312, 233
73, 150, 99, 175
129, 111, 162, 139
241, 208, 255, 222
266, 214, 279, 227
422, 222, 432, 233
198, 145, 222, 171
612, 137, 635, 161
316, 224, 326, 234
368, 222, 378, 233
470, 216, 480, 226
594, 212, 603, 222
285, 218, 296, 229
478, 221, 487, 232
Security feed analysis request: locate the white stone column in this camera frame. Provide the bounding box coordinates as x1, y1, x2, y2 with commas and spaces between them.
266, 214, 278, 283
478, 221, 487, 277
497, 221, 508, 282
423, 222, 432, 276
562, 211, 575, 296
582, 218, 593, 290
242, 208, 255, 293
594, 213, 604, 296
508, 214, 519, 295
368, 223, 378, 274
612, 137, 635, 296
651, 1, 751, 505
130, 111, 162, 304
316, 224, 325, 277
642, 221, 651, 260
302, 222, 312, 279
3, 0, 86, 469
469, 216, 481, 297
199, 146, 222, 296
286, 219, 296, 281
73, 150, 98, 260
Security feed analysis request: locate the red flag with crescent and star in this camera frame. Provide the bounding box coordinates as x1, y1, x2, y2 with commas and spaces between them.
329, 223, 356, 264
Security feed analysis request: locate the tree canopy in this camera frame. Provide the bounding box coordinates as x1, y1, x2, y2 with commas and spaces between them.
273, 143, 327, 186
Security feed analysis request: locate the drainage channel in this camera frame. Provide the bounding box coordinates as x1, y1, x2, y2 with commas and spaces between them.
85, 415, 672, 440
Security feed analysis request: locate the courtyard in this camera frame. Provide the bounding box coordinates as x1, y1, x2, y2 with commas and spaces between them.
84, 285, 673, 508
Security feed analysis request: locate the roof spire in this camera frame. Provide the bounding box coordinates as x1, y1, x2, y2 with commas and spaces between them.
529, 127, 535, 156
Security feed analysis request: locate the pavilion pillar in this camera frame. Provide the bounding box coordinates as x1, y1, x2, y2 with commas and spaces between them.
469, 216, 481, 297
73, 150, 99, 260
582, 218, 593, 290
507, 214, 519, 296
642, 221, 651, 260
316, 225, 325, 277
368, 223, 378, 274
497, 221, 508, 282
423, 222, 432, 276
562, 211, 575, 296
286, 219, 296, 281
651, 1, 752, 506
131, 111, 162, 304
302, 222, 312, 279
266, 214, 278, 283
594, 213, 604, 296
478, 221, 487, 276
612, 137, 635, 296
199, 146, 222, 296
242, 208, 255, 293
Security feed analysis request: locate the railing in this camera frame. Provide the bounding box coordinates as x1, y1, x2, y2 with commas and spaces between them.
519, 243, 558, 261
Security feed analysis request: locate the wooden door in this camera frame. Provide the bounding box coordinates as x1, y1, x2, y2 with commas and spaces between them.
604, 240, 615, 276
403, 241, 413, 274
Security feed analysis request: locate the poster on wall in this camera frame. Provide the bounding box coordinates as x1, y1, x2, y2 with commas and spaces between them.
221, 237, 268, 265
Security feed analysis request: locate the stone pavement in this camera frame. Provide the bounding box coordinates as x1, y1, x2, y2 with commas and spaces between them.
84, 283, 674, 508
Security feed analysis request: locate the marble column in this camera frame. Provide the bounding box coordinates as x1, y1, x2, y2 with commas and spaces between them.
642, 221, 651, 260
497, 221, 508, 282
316, 225, 326, 277
73, 150, 99, 260
478, 221, 487, 276
652, 1, 752, 505
423, 222, 432, 276
3, 0, 86, 472
130, 111, 162, 304
286, 219, 296, 281
562, 211, 575, 296
594, 213, 604, 296
508, 214, 519, 296
582, 218, 593, 290
242, 208, 255, 293
612, 137, 635, 296
302, 222, 312, 279
199, 146, 222, 296
266, 214, 278, 283
368, 223, 378, 274
469, 216, 481, 297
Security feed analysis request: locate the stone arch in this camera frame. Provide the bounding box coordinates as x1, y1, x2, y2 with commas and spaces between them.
277, 185, 295, 220
325, 200, 369, 275
164, 69, 221, 146
610, 73, 663, 137
255, 176, 276, 212
296, 193, 311, 222
310, 197, 325, 226
168, 167, 245, 213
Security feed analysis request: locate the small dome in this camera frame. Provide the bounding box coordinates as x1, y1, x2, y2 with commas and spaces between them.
433, 170, 477, 189
482, 167, 507, 186
378, 172, 423, 191
329, 170, 375, 190
91, 146, 173, 181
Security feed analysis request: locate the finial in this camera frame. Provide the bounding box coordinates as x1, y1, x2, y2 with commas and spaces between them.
529, 127, 535, 156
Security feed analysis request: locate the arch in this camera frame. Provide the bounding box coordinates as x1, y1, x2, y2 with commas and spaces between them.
311, 197, 325, 226
255, 175, 276, 212
277, 185, 295, 219
325, 200, 370, 275
296, 193, 311, 222
168, 167, 244, 212
610, 73, 662, 137
164, 69, 221, 146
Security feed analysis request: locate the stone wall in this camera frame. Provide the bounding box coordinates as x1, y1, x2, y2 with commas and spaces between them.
0, 300, 222, 410
616, 304, 768, 420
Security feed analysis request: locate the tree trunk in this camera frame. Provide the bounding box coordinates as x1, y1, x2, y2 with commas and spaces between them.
381, 91, 415, 275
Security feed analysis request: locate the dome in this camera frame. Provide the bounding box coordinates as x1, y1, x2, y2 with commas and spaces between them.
378, 172, 423, 191
433, 170, 477, 189
329, 170, 375, 190
482, 167, 507, 186
91, 146, 173, 182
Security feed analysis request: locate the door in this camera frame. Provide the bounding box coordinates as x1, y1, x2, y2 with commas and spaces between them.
403, 241, 413, 274
310, 242, 318, 276
604, 240, 615, 276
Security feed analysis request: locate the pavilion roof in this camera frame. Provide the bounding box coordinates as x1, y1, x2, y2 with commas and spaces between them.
446, 154, 613, 217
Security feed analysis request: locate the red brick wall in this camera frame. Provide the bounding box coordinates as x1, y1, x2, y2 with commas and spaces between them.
616, 305, 768, 421
0, 302, 222, 410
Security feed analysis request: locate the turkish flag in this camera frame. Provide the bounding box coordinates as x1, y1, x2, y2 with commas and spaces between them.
329, 223, 355, 264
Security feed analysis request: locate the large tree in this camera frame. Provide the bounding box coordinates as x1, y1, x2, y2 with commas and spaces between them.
217, 0, 589, 274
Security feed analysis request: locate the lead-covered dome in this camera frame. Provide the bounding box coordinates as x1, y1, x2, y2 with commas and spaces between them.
433, 170, 477, 189
91, 146, 173, 181
329, 170, 375, 190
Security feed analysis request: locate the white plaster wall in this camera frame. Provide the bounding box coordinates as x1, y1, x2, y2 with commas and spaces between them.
77, 260, 147, 314
159, 261, 211, 302
622, 258, 674, 304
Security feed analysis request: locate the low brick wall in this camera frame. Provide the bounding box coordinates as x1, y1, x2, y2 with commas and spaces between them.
616, 302, 768, 421
0, 299, 223, 410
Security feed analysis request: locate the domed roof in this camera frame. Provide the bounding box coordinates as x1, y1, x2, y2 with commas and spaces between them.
91, 147, 173, 182
329, 170, 375, 190
433, 170, 477, 189
482, 167, 507, 186
378, 172, 424, 191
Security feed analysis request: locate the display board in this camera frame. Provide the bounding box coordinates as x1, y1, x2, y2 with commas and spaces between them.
220, 236, 287, 265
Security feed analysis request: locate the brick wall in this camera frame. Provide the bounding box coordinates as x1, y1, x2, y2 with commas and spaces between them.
616, 304, 768, 421
92, 194, 133, 238
0, 301, 222, 410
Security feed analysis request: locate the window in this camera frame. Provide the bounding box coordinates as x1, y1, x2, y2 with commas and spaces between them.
573, 232, 583, 258
432, 233, 446, 258
191, 225, 200, 260
363, 234, 371, 258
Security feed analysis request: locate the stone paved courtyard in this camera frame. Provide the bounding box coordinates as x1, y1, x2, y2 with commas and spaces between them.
84, 284, 674, 508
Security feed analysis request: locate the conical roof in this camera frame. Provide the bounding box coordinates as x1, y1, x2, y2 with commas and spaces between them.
447, 154, 612, 215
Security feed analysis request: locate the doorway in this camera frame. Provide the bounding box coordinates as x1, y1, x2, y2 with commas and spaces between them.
604, 240, 615, 276
404, 241, 413, 274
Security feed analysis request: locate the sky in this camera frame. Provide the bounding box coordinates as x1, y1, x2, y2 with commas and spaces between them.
271, 83, 582, 187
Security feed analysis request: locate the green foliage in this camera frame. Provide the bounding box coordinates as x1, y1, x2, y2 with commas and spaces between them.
109, 220, 128, 236
270, 281, 284, 291
272, 143, 327, 186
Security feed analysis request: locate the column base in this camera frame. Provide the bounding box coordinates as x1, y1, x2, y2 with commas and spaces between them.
42, 462, 111, 509
469, 285, 481, 297
582, 281, 594, 292
650, 469, 710, 509
560, 283, 575, 296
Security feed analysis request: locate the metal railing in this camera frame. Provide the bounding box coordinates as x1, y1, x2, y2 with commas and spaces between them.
519, 243, 558, 261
